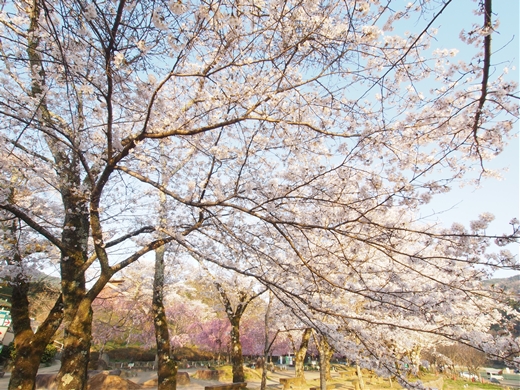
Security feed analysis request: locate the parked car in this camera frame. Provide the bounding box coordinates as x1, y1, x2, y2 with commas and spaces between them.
489, 378, 501, 384
486, 372, 504, 381
460, 372, 479, 380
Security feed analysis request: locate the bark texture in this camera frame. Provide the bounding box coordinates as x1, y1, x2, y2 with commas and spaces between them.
322, 337, 334, 380
260, 293, 273, 390
317, 334, 335, 390
55, 191, 92, 390
215, 283, 265, 383
6, 219, 63, 390
230, 317, 245, 383
9, 281, 63, 390
294, 329, 312, 379
57, 298, 92, 390
153, 245, 178, 390
27, 1, 93, 388
356, 365, 366, 390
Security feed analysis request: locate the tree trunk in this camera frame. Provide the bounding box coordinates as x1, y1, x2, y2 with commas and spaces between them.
55, 240, 91, 390
294, 329, 312, 379
260, 292, 273, 390
230, 318, 245, 383
6, 218, 63, 390
153, 245, 177, 390
260, 357, 268, 390
214, 282, 262, 384
27, 2, 93, 387
409, 345, 422, 376
55, 190, 91, 390
318, 341, 327, 390
57, 298, 93, 390
322, 338, 334, 380
317, 333, 335, 390
9, 327, 42, 390
356, 365, 365, 390
8, 279, 62, 390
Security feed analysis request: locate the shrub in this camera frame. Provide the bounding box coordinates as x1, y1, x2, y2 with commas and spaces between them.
41, 344, 58, 364
172, 347, 215, 361
107, 347, 156, 362
10, 343, 58, 365
0, 344, 12, 369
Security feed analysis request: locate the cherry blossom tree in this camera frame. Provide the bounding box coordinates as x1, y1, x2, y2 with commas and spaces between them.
0, 0, 519, 389
315, 332, 334, 382
92, 287, 130, 351
166, 299, 207, 352
91, 279, 154, 354
194, 317, 231, 362
240, 317, 267, 356
212, 275, 267, 382
0, 216, 63, 390
435, 343, 487, 377
91, 274, 214, 355
293, 329, 313, 379
153, 163, 178, 390
227, 291, 284, 358
240, 317, 291, 359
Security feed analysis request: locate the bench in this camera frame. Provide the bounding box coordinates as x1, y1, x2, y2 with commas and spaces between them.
338, 371, 349, 378
279, 377, 305, 390
204, 382, 247, 390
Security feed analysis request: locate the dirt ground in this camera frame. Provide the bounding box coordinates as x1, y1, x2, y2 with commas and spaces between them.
0, 364, 326, 390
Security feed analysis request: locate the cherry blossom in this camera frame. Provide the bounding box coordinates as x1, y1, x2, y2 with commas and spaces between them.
0, 0, 518, 389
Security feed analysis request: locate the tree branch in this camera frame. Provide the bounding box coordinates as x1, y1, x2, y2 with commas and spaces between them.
0, 203, 64, 252
471, 0, 493, 167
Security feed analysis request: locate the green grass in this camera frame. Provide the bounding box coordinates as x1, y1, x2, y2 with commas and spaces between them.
326, 366, 506, 390
443, 378, 503, 390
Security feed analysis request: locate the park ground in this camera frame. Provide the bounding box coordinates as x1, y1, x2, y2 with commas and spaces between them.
0, 364, 517, 390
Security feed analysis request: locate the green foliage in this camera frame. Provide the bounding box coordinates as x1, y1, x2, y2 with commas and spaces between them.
105, 347, 156, 362
90, 345, 215, 363
172, 346, 215, 361
0, 343, 12, 366
9, 343, 57, 365
41, 344, 58, 364
444, 377, 502, 390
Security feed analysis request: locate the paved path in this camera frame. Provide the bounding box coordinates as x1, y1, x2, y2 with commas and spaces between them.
0, 363, 62, 390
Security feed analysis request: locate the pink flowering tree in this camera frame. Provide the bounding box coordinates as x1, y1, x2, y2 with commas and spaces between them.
166, 299, 207, 352
194, 317, 231, 363
241, 317, 268, 357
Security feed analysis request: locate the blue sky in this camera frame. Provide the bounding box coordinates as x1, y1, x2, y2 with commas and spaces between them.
420, 0, 519, 278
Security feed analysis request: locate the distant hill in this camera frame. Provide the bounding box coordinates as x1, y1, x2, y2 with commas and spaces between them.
0, 270, 60, 308
33, 270, 61, 290
484, 274, 520, 295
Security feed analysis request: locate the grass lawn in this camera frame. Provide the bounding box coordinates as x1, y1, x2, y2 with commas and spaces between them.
443, 378, 503, 390
327, 366, 505, 390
